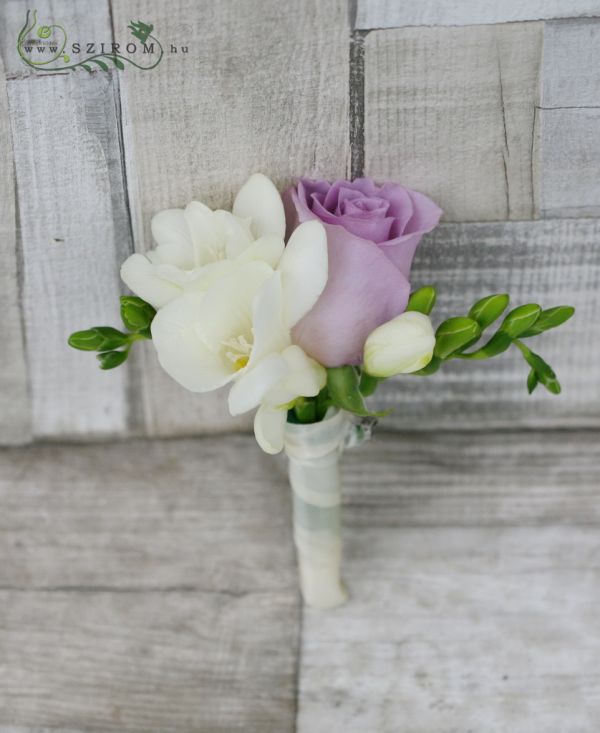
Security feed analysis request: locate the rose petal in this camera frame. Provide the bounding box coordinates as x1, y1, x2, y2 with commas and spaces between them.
292, 222, 410, 366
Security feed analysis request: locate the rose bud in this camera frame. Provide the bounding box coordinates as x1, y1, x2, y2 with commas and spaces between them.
363, 311, 435, 377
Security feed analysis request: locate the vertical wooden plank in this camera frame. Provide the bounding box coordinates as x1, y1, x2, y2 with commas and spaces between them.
536, 19, 600, 218
7, 72, 131, 438
373, 220, 600, 429
364, 23, 542, 222
355, 0, 600, 29
0, 50, 30, 444
112, 0, 350, 436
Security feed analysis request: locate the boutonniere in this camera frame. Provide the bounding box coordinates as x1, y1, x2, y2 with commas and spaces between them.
69, 174, 574, 607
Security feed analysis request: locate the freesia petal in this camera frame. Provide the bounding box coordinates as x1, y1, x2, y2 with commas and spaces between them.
248, 272, 290, 367
120, 253, 183, 309
233, 173, 286, 240
215, 210, 254, 259
264, 344, 326, 407
184, 201, 225, 265
281, 345, 326, 396
277, 220, 328, 328
151, 293, 234, 392
228, 352, 288, 415
195, 261, 273, 351
235, 235, 285, 269
254, 404, 287, 454
151, 209, 192, 252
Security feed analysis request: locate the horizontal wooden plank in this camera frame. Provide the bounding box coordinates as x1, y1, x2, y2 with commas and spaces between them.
364, 23, 541, 222
355, 0, 600, 29
0, 436, 296, 591
112, 0, 350, 437
371, 220, 600, 429
0, 589, 298, 732
0, 0, 112, 76
536, 19, 600, 218
299, 525, 600, 732
6, 72, 132, 439
342, 430, 600, 527
0, 48, 30, 444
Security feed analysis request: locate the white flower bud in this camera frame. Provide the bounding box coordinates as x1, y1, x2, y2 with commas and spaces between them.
363, 311, 435, 377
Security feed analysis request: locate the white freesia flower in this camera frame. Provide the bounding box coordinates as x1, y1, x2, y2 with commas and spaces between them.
120, 173, 287, 309
363, 311, 435, 377
151, 220, 329, 454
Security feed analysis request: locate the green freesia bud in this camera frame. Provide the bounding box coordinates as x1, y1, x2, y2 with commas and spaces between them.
120, 296, 156, 332
68, 327, 129, 351
406, 286, 437, 315
434, 316, 480, 359
364, 312, 436, 377
468, 293, 509, 329
499, 304, 541, 338
97, 350, 129, 370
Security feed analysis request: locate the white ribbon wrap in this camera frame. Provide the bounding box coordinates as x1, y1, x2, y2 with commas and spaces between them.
284, 410, 349, 609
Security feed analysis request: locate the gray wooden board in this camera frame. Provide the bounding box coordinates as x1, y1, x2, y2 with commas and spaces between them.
0, 48, 30, 444
0, 589, 298, 733
6, 71, 132, 439
112, 0, 350, 437
537, 19, 600, 218
298, 525, 600, 732
339, 430, 600, 527
364, 23, 542, 222
0, 0, 112, 77
355, 0, 600, 29
371, 220, 600, 430
0, 436, 296, 592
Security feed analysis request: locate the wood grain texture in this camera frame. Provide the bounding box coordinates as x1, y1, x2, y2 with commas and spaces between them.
0, 435, 299, 732
373, 220, 600, 429
0, 0, 112, 76
0, 590, 298, 732
364, 23, 542, 222
6, 72, 132, 439
341, 430, 600, 527
536, 19, 600, 218
355, 0, 600, 29
0, 50, 30, 444
112, 0, 350, 437
298, 525, 600, 732
0, 436, 295, 591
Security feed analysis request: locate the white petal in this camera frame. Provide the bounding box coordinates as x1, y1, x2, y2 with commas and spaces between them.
248, 272, 291, 367
120, 254, 183, 309
151, 209, 192, 252
264, 345, 326, 407
235, 235, 285, 268
195, 261, 273, 352
233, 173, 286, 240
281, 345, 326, 396
151, 293, 234, 392
228, 352, 288, 415
147, 241, 195, 270
184, 201, 224, 265
254, 404, 287, 454
214, 210, 254, 260
277, 220, 328, 328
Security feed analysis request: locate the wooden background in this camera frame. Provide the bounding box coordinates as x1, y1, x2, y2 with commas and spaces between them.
1, 0, 599, 443
2, 3, 600, 732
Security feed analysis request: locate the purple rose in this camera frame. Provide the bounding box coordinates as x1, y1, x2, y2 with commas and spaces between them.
283, 177, 442, 366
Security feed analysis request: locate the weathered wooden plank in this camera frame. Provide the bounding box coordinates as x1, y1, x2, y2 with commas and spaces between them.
342, 430, 600, 527
112, 0, 350, 436
0, 0, 112, 77
0, 49, 30, 443
6, 72, 132, 439
364, 23, 542, 222
0, 589, 298, 732
0, 436, 296, 591
536, 19, 600, 218
298, 525, 600, 732
355, 0, 600, 29
372, 220, 600, 429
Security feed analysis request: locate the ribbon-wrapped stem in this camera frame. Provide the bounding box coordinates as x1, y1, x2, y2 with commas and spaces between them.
284, 410, 371, 609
